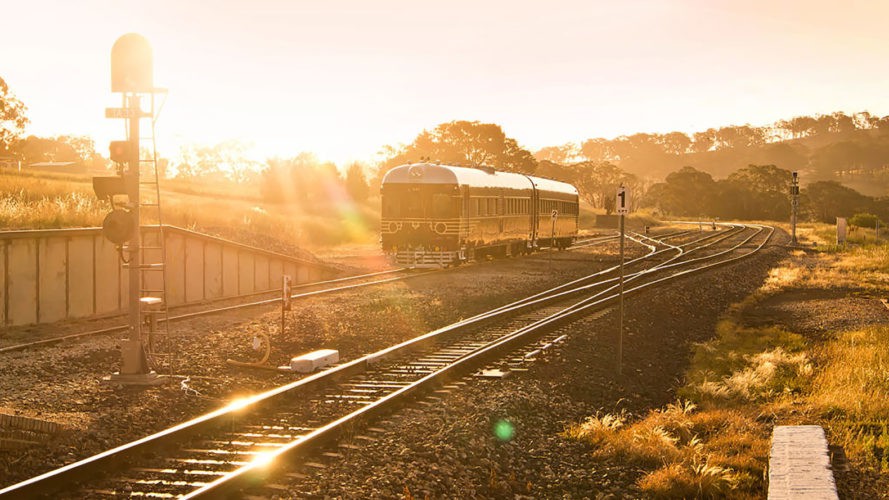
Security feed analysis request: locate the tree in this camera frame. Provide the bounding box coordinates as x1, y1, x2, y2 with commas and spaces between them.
261, 152, 343, 207
174, 140, 261, 183
572, 161, 638, 214
647, 166, 717, 217
534, 143, 580, 164
691, 130, 715, 153
803, 181, 871, 223
345, 162, 370, 203
722, 164, 792, 219
579, 138, 612, 161
660, 132, 692, 155
0, 77, 28, 153
849, 212, 881, 230
381, 121, 537, 175
15, 135, 78, 163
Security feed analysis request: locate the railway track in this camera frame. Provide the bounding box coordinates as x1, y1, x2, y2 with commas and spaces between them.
0, 268, 431, 355
0, 232, 622, 355
0, 223, 773, 498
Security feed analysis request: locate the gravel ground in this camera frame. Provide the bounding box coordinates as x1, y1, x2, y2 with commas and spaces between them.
0, 238, 631, 488
9, 230, 876, 498
268, 240, 789, 499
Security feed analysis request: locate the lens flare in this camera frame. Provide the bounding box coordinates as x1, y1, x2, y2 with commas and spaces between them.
493, 419, 515, 442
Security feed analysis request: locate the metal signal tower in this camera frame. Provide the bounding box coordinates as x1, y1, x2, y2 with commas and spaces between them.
98, 34, 169, 385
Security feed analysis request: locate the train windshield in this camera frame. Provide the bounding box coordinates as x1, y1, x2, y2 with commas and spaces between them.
382, 185, 460, 218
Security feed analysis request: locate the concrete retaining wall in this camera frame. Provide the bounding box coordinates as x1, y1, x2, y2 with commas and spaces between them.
0, 226, 334, 326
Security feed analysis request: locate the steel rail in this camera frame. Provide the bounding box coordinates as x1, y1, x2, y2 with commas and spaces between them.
185, 223, 775, 497
0, 268, 427, 354
0, 232, 636, 355
0, 227, 688, 355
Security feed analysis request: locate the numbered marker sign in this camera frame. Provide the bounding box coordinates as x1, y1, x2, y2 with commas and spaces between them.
616, 186, 630, 215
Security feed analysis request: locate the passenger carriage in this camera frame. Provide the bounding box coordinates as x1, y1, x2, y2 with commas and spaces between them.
380, 163, 578, 267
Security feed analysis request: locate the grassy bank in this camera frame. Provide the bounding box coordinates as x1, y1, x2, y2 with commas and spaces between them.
566, 223, 889, 497
0, 169, 381, 249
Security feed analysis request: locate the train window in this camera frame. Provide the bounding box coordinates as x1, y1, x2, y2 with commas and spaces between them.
432, 194, 452, 217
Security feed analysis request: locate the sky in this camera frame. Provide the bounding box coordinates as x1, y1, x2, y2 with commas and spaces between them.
3, 0, 889, 166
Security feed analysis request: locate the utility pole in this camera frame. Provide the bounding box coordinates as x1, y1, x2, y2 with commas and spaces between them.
790, 171, 799, 245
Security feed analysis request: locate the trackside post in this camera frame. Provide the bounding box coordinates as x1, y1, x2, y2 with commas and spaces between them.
616, 185, 629, 376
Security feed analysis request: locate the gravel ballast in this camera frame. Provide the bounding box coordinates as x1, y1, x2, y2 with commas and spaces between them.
0, 234, 789, 497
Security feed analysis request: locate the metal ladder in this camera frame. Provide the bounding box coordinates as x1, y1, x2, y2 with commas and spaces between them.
134, 91, 174, 374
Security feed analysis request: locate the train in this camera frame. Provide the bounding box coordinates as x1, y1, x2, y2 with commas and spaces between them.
380, 162, 579, 267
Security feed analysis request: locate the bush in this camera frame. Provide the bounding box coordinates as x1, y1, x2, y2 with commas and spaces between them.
850, 212, 882, 229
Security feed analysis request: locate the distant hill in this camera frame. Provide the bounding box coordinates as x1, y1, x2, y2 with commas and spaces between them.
535, 112, 889, 197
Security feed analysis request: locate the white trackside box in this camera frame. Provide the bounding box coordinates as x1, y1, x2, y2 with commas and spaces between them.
290, 349, 339, 373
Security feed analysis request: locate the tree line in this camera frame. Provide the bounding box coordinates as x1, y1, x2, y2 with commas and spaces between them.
1, 74, 886, 225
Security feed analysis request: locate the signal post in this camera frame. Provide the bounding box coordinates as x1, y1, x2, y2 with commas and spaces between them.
616, 185, 629, 376
96, 34, 164, 385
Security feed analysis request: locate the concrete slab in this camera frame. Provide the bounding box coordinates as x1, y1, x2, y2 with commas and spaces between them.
238, 251, 255, 295
166, 233, 185, 305
204, 242, 223, 299
38, 237, 67, 323
185, 237, 204, 303
768, 425, 838, 500
7, 238, 38, 325
67, 236, 94, 318
254, 254, 269, 291
222, 246, 238, 297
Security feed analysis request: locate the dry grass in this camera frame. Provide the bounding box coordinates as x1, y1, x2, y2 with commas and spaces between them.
682, 318, 810, 405
565, 402, 767, 497
0, 169, 380, 248
803, 324, 889, 470
0, 174, 105, 229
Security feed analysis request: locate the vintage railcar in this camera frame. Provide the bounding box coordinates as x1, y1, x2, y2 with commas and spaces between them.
380, 162, 578, 267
